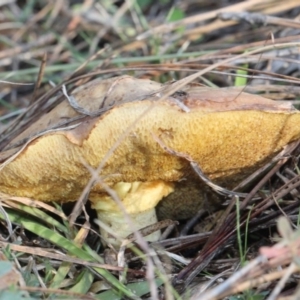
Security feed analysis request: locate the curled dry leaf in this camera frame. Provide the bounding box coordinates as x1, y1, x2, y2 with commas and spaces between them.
0, 75, 299, 245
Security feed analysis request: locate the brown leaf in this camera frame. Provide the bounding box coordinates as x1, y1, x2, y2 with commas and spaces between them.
5, 75, 162, 150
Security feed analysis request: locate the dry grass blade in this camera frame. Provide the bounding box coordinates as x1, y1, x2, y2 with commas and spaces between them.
219, 11, 300, 29
2, 1, 300, 299
0, 240, 144, 274
195, 216, 300, 299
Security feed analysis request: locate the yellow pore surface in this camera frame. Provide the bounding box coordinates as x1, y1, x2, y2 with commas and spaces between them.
0, 98, 300, 202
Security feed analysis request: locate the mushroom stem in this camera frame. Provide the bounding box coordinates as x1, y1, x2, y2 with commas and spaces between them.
90, 181, 174, 246
97, 208, 160, 245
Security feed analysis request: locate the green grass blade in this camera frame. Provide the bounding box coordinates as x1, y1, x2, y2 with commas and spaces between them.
97, 278, 164, 300
68, 269, 94, 294
0, 208, 140, 299
8, 203, 68, 234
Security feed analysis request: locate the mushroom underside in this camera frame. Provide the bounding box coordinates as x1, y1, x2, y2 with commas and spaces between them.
1, 77, 300, 246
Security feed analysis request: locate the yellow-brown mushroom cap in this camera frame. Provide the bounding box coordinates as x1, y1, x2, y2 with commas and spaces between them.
0, 77, 299, 205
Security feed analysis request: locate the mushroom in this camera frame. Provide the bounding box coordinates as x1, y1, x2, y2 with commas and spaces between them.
1, 76, 300, 246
